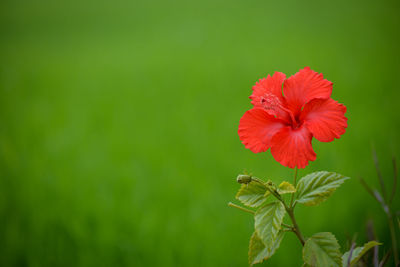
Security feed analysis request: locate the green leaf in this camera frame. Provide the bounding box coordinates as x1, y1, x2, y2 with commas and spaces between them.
303, 232, 342, 267
277, 181, 296, 194
342, 241, 381, 267
296, 171, 349, 206
254, 201, 286, 249
236, 181, 268, 208
248, 231, 284, 265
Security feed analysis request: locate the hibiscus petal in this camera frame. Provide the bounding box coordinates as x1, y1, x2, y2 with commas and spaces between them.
300, 98, 347, 142
250, 72, 291, 122
283, 67, 332, 116
250, 72, 286, 107
238, 108, 286, 153
270, 126, 316, 169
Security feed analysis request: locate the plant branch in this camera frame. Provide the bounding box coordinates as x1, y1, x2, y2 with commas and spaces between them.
286, 207, 305, 246
374, 190, 390, 215
282, 228, 295, 232
387, 212, 399, 266
359, 176, 377, 201
347, 242, 356, 267
253, 176, 306, 246
379, 250, 391, 267
228, 202, 255, 214
367, 220, 379, 267
365, 185, 399, 266
372, 149, 388, 201
370, 189, 399, 265
251, 177, 268, 186
390, 157, 397, 205
282, 223, 294, 229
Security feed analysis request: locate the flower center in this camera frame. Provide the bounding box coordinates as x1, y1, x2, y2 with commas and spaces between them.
291, 116, 301, 129
260, 93, 281, 111
260, 93, 300, 128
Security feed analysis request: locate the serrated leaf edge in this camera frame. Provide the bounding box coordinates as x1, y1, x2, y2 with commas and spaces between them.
235, 181, 268, 208
303, 232, 342, 267
254, 201, 286, 252
296, 171, 349, 206
248, 231, 285, 266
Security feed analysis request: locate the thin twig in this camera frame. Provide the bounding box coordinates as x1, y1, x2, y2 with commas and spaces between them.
363, 152, 399, 266
367, 220, 379, 267
387, 213, 399, 266
347, 242, 356, 267
359, 177, 378, 201
389, 157, 397, 205
251, 177, 268, 187
379, 250, 391, 267
228, 202, 255, 214
286, 207, 305, 246
282, 223, 294, 229
282, 228, 295, 232
372, 149, 387, 201
374, 190, 390, 215
372, 191, 399, 265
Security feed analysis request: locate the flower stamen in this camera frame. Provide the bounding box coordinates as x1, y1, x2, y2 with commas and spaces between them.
260, 93, 297, 126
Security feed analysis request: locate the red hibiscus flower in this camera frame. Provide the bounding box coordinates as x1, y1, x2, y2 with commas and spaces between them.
238, 67, 347, 169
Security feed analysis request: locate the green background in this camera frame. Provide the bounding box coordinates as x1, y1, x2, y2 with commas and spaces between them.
1, 0, 399, 266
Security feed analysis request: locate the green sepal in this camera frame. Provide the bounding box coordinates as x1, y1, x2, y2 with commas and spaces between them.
303, 232, 342, 267
263, 190, 271, 198
342, 241, 381, 267
248, 231, 284, 266
277, 181, 296, 194
237, 174, 253, 184
296, 171, 349, 206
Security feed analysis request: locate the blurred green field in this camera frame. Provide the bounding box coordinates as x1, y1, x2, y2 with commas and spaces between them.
0, 0, 399, 266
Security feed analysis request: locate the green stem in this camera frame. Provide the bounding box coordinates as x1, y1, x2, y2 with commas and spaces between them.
290, 168, 298, 208
387, 211, 399, 265
228, 202, 255, 214
252, 177, 268, 185
267, 189, 305, 246
283, 228, 295, 232
252, 175, 306, 246
282, 223, 294, 229
286, 207, 305, 246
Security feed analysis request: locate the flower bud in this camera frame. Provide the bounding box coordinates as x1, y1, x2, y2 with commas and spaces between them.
237, 174, 252, 184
